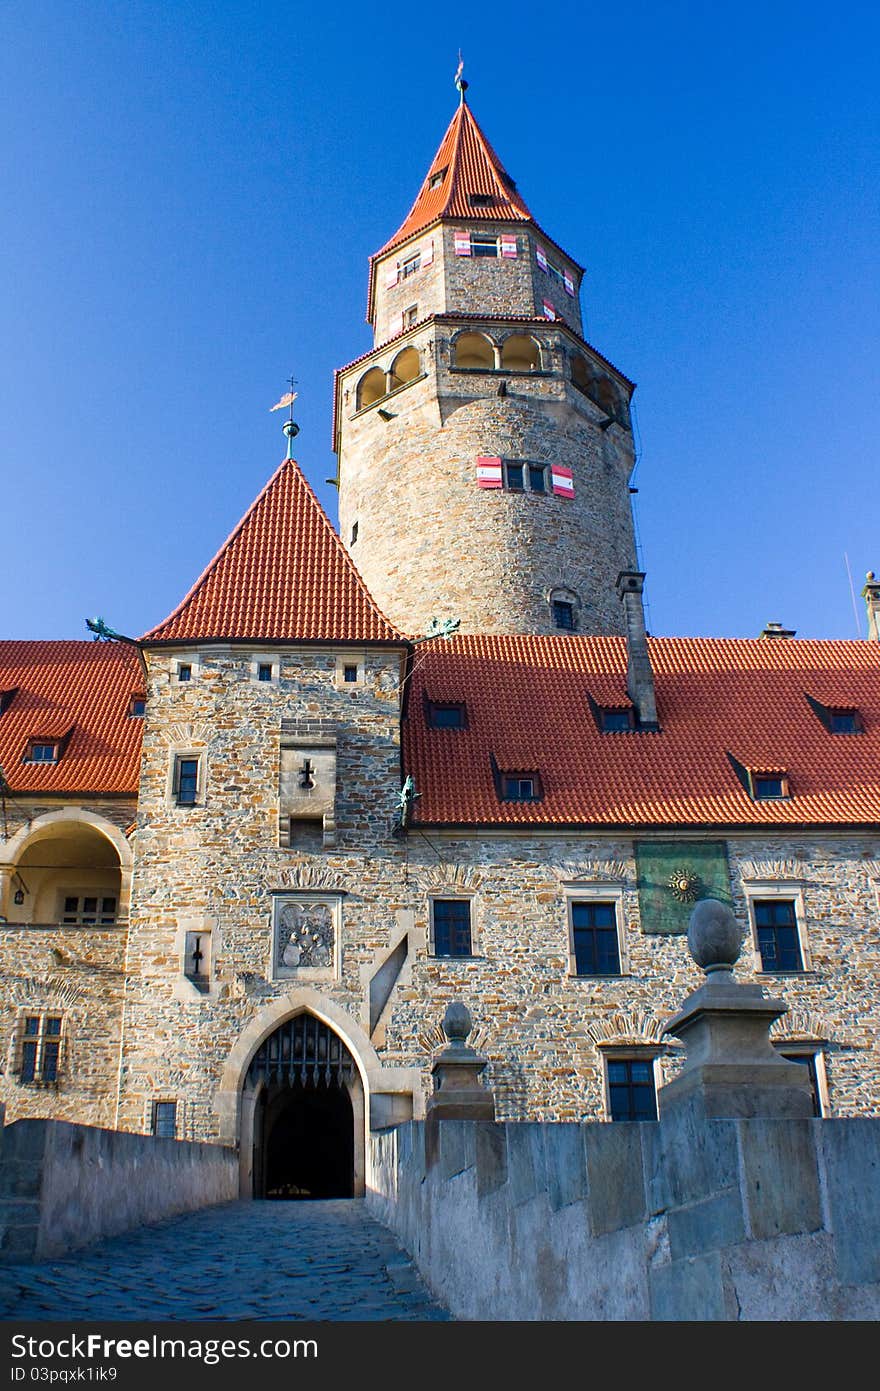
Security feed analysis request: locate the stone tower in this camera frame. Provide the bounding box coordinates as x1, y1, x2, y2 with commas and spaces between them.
334, 94, 638, 637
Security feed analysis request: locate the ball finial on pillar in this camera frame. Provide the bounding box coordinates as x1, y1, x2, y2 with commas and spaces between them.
687, 899, 743, 977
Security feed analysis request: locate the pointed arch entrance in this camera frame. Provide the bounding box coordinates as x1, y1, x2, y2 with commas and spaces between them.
248, 1014, 361, 1199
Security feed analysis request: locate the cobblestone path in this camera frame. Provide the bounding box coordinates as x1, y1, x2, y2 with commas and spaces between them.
0, 1200, 450, 1321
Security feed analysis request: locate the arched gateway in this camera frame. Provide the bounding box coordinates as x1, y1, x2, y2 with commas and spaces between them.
247, 1015, 361, 1199
217, 991, 379, 1199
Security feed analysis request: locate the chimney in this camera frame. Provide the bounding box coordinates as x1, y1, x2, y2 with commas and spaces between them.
759, 621, 796, 640
615, 571, 659, 729
862, 572, 880, 642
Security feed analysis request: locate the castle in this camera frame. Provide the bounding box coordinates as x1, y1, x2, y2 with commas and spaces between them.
2, 93, 879, 1200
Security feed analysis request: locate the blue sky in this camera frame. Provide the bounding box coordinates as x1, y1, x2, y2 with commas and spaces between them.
2, 1, 878, 640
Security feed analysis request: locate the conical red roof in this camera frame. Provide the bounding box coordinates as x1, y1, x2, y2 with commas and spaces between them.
142, 459, 402, 644
378, 99, 534, 257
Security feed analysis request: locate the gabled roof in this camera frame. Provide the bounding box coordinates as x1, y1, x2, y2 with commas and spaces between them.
403, 635, 880, 827
378, 99, 535, 259
142, 458, 403, 645
0, 641, 144, 794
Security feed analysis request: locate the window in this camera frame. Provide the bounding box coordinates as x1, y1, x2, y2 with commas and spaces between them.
606, 1057, 658, 1122
357, 366, 386, 410
502, 461, 547, 493
61, 895, 117, 926
257, 663, 272, 683
174, 755, 200, 806
403, 304, 419, 328
753, 774, 787, 799
401, 252, 420, 279
350, 522, 358, 545
129, 696, 146, 717
343, 664, 358, 683
469, 193, 495, 207
427, 701, 466, 729
184, 931, 210, 989
829, 710, 862, 733
19, 1015, 62, 1086
776, 1048, 825, 1117
553, 600, 575, 630
26, 741, 58, 763
151, 1101, 177, 1139
428, 167, 447, 189
754, 899, 803, 972
601, 708, 634, 732
471, 233, 500, 258
453, 332, 495, 370
431, 899, 472, 956
571, 901, 621, 975
502, 775, 539, 802
0, 689, 17, 716
177, 664, 192, 683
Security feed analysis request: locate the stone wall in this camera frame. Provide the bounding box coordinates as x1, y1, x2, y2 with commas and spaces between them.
368, 1113, 880, 1320
0, 1117, 237, 1262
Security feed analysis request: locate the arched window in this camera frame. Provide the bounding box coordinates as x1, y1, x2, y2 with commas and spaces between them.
453, 332, 495, 370
571, 353, 592, 395
388, 346, 420, 391
356, 367, 386, 411
500, 335, 541, 372
549, 586, 580, 632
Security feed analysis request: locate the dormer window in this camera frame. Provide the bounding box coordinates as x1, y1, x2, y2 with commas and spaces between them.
469, 193, 494, 207
0, 688, 17, 716
429, 167, 447, 189
599, 708, 635, 733
752, 774, 789, 800
806, 695, 863, 734
501, 773, 542, 802
129, 696, 146, 717
26, 741, 58, 764
427, 701, 466, 730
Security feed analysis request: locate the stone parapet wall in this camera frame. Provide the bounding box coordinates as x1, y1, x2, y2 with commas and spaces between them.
368, 1113, 880, 1320
0, 1118, 237, 1262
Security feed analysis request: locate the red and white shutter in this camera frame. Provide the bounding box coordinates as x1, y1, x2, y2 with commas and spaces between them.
454, 230, 471, 257
388, 311, 403, 337
500, 234, 518, 258
536, 244, 548, 271
385, 262, 399, 288
542, 299, 557, 320
422, 239, 434, 267
476, 456, 503, 489
551, 466, 574, 498
563, 271, 575, 296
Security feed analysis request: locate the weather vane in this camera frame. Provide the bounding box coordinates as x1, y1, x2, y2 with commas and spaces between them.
454, 52, 468, 102
270, 375, 299, 457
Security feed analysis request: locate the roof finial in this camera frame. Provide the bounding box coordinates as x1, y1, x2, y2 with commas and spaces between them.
270, 376, 299, 459
454, 51, 468, 103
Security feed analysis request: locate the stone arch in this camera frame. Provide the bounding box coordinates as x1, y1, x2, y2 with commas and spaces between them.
389, 345, 420, 390
0, 808, 132, 871
0, 809, 133, 925
500, 333, 542, 371
356, 366, 386, 410
452, 330, 496, 370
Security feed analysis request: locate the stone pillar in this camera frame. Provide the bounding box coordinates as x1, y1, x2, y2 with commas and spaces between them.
862, 571, 880, 641
615, 571, 659, 729
426, 1002, 495, 1124
659, 899, 814, 1120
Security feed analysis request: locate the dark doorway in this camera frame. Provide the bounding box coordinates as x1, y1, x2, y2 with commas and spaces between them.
263, 1082, 354, 1198
248, 1013, 358, 1200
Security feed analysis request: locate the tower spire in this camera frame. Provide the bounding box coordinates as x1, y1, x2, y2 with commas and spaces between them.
454, 51, 468, 104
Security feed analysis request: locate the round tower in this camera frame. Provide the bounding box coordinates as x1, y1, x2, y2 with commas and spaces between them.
334, 95, 638, 637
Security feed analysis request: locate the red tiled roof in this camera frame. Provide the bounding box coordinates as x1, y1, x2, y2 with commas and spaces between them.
378, 101, 534, 256
403, 635, 880, 827
142, 458, 403, 645
0, 641, 144, 794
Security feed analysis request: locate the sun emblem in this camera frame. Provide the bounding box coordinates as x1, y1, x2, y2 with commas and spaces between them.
667, 869, 701, 903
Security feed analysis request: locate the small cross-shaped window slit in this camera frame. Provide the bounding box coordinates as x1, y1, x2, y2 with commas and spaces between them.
298, 759, 315, 789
